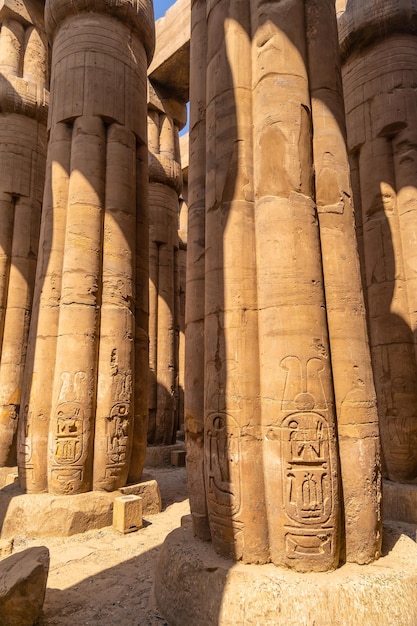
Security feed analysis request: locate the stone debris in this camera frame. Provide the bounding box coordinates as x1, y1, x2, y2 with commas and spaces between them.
0, 546, 49, 626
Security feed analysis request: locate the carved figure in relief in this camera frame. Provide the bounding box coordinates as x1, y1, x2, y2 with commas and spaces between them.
280, 356, 334, 533
206, 413, 241, 517
19, 409, 31, 465
52, 468, 83, 494
289, 415, 324, 462
114, 372, 132, 403
15, 0, 154, 495
184, 0, 381, 574
58, 371, 87, 404
54, 403, 84, 465
283, 418, 332, 530
107, 403, 129, 464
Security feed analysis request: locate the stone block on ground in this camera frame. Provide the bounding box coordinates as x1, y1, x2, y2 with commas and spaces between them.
383, 479, 417, 525
0, 475, 162, 537
170, 450, 186, 466
0, 546, 49, 626
0, 489, 116, 538
113, 495, 143, 534
145, 443, 185, 468
119, 478, 162, 514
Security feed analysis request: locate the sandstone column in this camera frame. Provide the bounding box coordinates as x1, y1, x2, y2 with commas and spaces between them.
17, 0, 155, 494
0, 0, 48, 467
147, 86, 184, 447
184, 0, 381, 572
339, 0, 417, 484
184, 0, 210, 541
306, 0, 381, 564
177, 139, 189, 433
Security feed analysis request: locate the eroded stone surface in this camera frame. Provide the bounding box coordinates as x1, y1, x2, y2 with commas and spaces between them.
148, 0, 190, 101
155, 524, 417, 626
339, 0, 417, 485
383, 480, 417, 525
0, 476, 161, 536
145, 442, 185, 468
147, 84, 184, 447
16, 0, 155, 495
0, 0, 48, 468
0, 546, 49, 626
184, 0, 381, 573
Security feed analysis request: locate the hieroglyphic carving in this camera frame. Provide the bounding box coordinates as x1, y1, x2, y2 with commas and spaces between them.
103, 352, 133, 481
206, 412, 241, 517
284, 413, 331, 524
279, 356, 337, 566
205, 412, 243, 551
50, 371, 88, 492
18, 404, 33, 484
54, 403, 84, 466
107, 404, 129, 463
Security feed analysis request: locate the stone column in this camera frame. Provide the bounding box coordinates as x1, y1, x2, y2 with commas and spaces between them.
177, 140, 188, 433
184, 0, 381, 572
17, 0, 155, 494
0, 0, 48, 467
184, 0, 210, 542
339, 0, 417, 484
147, 85, 184, 447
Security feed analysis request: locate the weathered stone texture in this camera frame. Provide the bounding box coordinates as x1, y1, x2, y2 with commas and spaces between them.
147, 84, 184, 447
148, 0, 190, 102
0, 0, 48, 468
155, 524, 417, 626
184, 0, 381, 573
17, 0, 155, 495
339, 0, 417, 484
184, 0, 210, 543
0, 546, 49, 626
113, 494, 143, 534
177, 133, 188, 433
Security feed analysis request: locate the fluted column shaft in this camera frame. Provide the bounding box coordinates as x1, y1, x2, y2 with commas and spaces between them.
185, 0, 211, 542
147, 100, 183, 446
339, 0, 417, 483
0, 1, 48, 467
187, 0, 381, 572
17, 0, 154, 494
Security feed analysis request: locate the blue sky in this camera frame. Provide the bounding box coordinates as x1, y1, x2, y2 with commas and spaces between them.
153, 0, 189, 134
154, 0, 176, 20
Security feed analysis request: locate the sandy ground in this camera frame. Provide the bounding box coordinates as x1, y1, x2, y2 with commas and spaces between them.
12, 467, 190, 626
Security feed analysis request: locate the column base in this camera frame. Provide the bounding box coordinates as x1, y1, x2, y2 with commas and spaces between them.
155, 520, 417, 626
145, 442, 185, 467
0, 472, 161, 538
383, 478, 417, 525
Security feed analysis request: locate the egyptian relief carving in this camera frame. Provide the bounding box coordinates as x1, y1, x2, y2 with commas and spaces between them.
185, 0, 381, 573
147, 87, 184, 447
279, 358, 336, 566
50, 371, 87, 493
339, 0, 417, 483
206, 412, 241, 518
102, 355, 133, 483
0, 1, 48, 467
16, 0, 155, 495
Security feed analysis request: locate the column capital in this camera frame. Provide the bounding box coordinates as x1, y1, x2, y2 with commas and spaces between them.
339, 0, 417, 60
0, 0, 39, 27
45, 0, 155, 64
